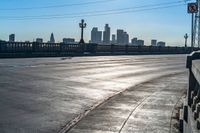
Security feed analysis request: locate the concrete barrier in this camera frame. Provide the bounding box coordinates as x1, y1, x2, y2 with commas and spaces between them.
183, 51, 200, 133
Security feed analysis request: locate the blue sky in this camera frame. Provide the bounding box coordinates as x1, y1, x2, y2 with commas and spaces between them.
0, 0, 195, 46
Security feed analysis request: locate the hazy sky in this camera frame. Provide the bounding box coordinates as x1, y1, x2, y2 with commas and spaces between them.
0, 0, 196, 46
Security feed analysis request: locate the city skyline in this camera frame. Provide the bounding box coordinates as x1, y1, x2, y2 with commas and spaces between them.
5, 24, 166, 47
0, 0, 195, 46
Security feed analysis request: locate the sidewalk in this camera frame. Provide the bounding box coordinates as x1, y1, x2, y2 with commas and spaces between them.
68, 73, 187, 133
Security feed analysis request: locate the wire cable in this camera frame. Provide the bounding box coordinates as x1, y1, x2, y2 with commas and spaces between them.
0, 2, 186, 20
0, 0, 117, 10
0, 1, 186, 19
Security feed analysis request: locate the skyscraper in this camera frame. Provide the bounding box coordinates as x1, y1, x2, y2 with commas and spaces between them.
49, 33, 55, 43
111, 34, 116, 44
91, 27, 102, 44
117, 29, 124, 44
91, 27, 97, 43
103, 24, 110, 44
131, 38, 138, 45
9, 34, 15, 42
137, 40, 145, 46
157, 41, 166, 47
96, 31, 102, 44
117, 30, 129, 45
124, 32, 129, 44
36, 38, 43, 43
151, 39, 157, 46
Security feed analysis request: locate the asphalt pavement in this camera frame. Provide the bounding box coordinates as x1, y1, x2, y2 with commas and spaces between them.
0, 55, 188, 133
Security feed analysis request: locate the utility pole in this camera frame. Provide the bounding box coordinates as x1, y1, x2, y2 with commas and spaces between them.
192, 0, 200, 48
196, 0, 200, 47
192, 13, 195, 49
188, 2, 198, 50
79, 19, 87, 44
184, 33, 189, 47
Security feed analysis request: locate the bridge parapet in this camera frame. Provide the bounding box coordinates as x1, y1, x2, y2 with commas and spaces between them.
182, 51, 200, 133
0, 41, 199, 58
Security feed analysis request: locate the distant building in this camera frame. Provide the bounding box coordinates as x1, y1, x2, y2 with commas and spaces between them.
137, 40, 145, 46
131, 38, 144, 46
49, 33, 55, 43
36, 38, 43, 43
91, 27, 98, 43
117, 30, 129, 45
9, 34, 15, 42
117, 29, 124, 44
131, 38, 138, 45
151, 39, 157, 46
111, 34, 116, 44
157, 41, 166, 47
103, 24, 110, 44
91, 27, 102, 44
124, 32, 129, 44
63, 38, 75, 44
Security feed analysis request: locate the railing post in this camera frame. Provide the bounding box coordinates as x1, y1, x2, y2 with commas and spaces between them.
149, 46, 151, 53
91, 43, 97, 54
59, 43, 62, 55
125, 44, 128, 54
80, 43, 85, 54
111, 44, 114, 54
0, 41, 1, 53
32, 42, 38, 53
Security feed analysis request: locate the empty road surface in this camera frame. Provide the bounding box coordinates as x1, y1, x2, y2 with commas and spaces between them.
0, 55, 188, 133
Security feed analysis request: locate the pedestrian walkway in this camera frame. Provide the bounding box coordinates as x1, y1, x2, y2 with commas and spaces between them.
68, 73, 187, 133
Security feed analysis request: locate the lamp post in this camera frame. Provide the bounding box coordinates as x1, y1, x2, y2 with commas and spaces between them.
79, 19, 87, 44
184, 33, 189, 47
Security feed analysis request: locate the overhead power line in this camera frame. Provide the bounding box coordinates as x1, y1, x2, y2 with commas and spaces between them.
0, 0, 117, 10
1, 4, 186, 20
0, 1, 185, 19
0, 1, 186, 20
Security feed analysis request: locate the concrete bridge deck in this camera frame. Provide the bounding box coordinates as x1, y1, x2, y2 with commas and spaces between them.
69, 73, 187, 133
0, 55, 188, 133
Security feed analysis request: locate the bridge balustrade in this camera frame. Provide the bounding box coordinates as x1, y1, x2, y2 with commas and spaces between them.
0, 41, 199, 57
112, 45, 126, 53
61, 43, 83, 54
181, 51, 200, 132
96, 45, 112, 53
